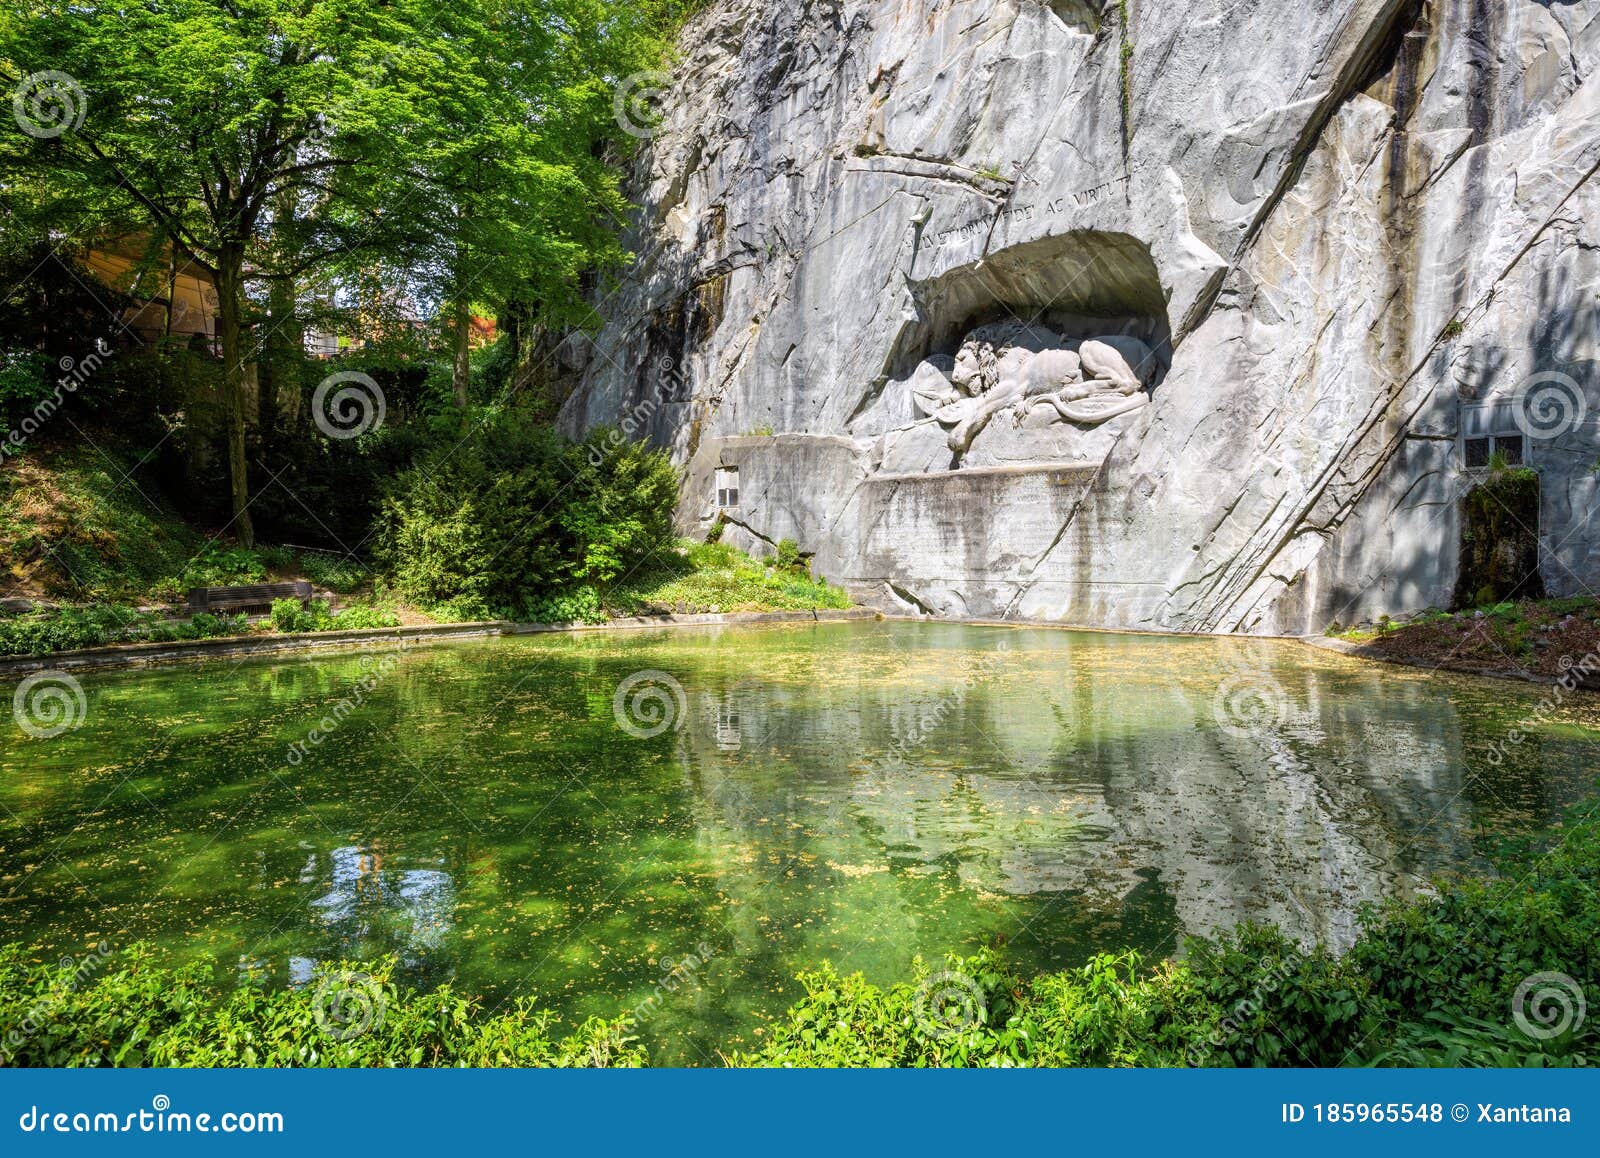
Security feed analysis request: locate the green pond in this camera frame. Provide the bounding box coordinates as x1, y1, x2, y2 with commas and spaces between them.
4, 620, 1600, 1063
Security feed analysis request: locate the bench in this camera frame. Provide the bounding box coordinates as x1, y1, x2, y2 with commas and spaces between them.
187, 581, 312, 616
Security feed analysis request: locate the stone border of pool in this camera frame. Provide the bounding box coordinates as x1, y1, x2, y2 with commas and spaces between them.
0, 608, 883, 677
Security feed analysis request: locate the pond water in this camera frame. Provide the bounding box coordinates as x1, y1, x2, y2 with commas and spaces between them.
4, 620, 1599, 1063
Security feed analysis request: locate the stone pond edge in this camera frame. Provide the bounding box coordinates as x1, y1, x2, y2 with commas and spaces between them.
3, 607, 1584, 694
0, 609, 883, 677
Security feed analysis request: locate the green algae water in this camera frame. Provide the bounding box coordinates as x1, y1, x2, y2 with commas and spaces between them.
4, 621, 1599, 1063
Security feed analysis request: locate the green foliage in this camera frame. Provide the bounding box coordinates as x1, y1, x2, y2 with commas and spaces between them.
0, 605, 141, 656
143, 613, 252, 644
180, 544, 267, 588
0, 445, 207, 600
0, 945, 642, 1068
1454, 467, 1544, 609
0, 347, 51, 435
775, 538, 805, 574
270, 598, 398, 634
524, 587, 607, 626
298, 553, 370, 595
378, 418, 679, 617
0, 604, 252, 656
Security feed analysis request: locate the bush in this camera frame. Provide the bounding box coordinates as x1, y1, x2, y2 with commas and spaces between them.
181, 543, 267, 587
270, 598, 398, 634
0, 605, 139, 655
0, 605, 257, 655
376, 417, 678, 617
0, 945, 641, 1068
299, 552, 369, 594
144, 613, 251, 644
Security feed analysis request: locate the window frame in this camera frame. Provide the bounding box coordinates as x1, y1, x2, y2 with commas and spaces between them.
715, 465, 740, 511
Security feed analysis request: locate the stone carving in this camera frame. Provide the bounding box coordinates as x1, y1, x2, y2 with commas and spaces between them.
910, 324, 1155, 453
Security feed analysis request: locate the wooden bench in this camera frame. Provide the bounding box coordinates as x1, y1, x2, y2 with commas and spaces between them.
187, 581, 312, 616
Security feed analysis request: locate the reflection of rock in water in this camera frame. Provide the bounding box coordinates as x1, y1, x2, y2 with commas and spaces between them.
304, 846, 457, 966
674, 635, 1480, 953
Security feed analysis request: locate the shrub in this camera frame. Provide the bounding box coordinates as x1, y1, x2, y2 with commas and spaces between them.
180, 543, 268, 587
0, 605, 138, 655
299, 552, 369, 594
376, 417, 678, 616
270, 598, 397, 634
0, 945, 642, 1068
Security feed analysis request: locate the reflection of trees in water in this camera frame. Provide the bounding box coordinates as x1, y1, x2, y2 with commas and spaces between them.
292, 845, 456, 979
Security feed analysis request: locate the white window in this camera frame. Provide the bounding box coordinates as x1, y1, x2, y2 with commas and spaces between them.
716, 699, 742, 752
1461, 401, 1526, 471
716, 466, 740, 510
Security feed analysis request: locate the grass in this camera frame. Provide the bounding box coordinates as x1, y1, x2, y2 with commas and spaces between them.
603, 540, 852, 618
0, 444, 208, 600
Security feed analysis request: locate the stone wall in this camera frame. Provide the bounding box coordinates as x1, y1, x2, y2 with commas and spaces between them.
565, 0, 1600, 633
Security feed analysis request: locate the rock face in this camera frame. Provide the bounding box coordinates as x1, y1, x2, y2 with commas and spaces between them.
561, 0, 1600, 634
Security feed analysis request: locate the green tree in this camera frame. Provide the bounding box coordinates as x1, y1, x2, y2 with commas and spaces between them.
407, 1, 658, 409
1, 1, 453, 544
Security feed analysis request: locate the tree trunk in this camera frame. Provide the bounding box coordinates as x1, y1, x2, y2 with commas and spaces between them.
452, 291, 471, 409
217, 250, 254, 547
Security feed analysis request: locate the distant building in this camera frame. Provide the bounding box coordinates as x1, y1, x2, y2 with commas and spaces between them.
79, 236, 218, 350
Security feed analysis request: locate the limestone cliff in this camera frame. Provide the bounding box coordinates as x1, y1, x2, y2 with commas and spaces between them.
561, 0, 1600, 634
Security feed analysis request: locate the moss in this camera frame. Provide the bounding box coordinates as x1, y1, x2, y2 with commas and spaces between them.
1118, 0, 1134, 153
1452, 467, 1544, 610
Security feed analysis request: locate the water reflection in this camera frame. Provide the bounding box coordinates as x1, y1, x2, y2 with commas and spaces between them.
667, 628, 1519, 952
